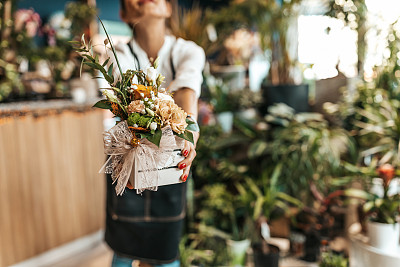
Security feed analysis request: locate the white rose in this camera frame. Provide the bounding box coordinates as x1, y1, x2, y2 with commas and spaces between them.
146, 67, 157, 84
158, 92, 174, 102
150, 122, 158, 131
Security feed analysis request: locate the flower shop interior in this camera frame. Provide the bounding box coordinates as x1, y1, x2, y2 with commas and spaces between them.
1, 0, 400, 266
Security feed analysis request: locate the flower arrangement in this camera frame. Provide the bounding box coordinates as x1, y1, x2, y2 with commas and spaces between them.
72, 32, 196, 147
71, 20, 197, 194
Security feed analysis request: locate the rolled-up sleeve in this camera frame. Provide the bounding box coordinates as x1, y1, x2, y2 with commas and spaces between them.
169, 39, 205, 98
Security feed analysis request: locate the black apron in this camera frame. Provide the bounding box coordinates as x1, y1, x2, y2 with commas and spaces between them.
105, 174, 186, 264
104, 39, 184, 264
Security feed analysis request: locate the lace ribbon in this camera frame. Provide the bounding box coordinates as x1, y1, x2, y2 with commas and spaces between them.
99, 120, 182, 195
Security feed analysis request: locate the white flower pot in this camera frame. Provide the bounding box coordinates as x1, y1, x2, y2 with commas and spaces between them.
367, 221, 400, 252
227, 239, 251, 267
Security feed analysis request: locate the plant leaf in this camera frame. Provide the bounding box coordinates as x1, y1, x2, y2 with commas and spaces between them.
102, 58, 110, 67
93, 99, 112, 110
176, 130, 194, 144
186, 121, 200, 132
144, 128, 162, 147
108, 63, 114, 78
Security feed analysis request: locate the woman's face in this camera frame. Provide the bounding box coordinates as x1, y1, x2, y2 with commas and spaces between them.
120, 0, 172, 25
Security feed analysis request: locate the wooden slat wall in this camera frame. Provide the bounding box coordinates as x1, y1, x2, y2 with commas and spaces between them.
0, 109, 105, 267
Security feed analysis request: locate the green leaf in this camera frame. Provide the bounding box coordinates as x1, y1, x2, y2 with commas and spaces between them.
270, 164, 282, 188
108, 63, 114, 78
84, 61, 104, 71
102, 58, 110, 67
248, 140, 268, 158
145, 128, 162, 147
93, 99, 112, 110
85, 54, 95, 62
344, 188, 371, 200
176, 130, 194, 144
186, 121, 200, 132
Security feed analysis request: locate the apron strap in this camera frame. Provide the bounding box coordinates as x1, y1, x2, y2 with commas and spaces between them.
127, 37, 177, 80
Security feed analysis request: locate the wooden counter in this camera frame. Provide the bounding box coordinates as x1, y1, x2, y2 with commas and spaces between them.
0, 100, 106, 267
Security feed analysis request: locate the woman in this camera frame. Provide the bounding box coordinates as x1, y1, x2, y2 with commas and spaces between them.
104, 0, 205, 266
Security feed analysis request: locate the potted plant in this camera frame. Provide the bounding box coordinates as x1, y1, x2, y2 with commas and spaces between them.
319, 250, 348, 267
197, 183, 253, 267
248, 103, 353, 205
204, 75, 237, 133
235, 164, 303, 267
345, 163, 400, 252
208, 0, 308, 112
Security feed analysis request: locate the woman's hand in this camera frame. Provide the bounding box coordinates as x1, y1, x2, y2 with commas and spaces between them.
178, 131, 199, 182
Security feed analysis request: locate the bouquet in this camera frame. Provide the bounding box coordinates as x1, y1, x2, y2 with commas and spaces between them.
72, 21, 198, 195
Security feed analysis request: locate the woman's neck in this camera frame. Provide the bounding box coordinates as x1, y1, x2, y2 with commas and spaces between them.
134, 20, 166, 61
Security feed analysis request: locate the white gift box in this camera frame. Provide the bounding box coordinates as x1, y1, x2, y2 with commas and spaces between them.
129, 148, 185, 189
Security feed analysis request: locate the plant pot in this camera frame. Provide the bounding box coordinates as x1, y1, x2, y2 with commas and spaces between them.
227, 239, 251, 267
260, 84, 309, 114
367, 221, 400, 252
252, 243, 280, 267
216, 111, 234, 133
210, 64, 246, 91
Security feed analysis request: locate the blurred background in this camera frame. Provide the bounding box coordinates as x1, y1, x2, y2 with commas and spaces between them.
1, 0, 400, 266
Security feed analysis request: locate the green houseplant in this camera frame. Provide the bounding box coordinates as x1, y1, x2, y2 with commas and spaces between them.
208, 0, 308, 112
319, 251, 348, 267
236, 164, 303, 267
344, 163, 400, 251
248, 103, 354, 205
197, 183, 252, 266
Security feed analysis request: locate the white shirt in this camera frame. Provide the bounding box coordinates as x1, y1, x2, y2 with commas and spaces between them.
107, 35, 205, 98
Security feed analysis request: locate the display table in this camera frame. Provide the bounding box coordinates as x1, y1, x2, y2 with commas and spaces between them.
349, 233, 400, 267
0, 99, 106, 267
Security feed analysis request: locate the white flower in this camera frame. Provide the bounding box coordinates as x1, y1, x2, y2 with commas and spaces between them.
158, 92, 174, 102
144, 97, 148, 102
150, 122, 158, 131
146, 67, 157, 84
102, 89, 117, 102
133, 124, 138, 128
159, 87, 166, 93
